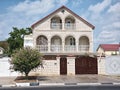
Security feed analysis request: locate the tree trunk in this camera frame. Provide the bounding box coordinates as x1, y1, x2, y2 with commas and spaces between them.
25, 72, 29, 80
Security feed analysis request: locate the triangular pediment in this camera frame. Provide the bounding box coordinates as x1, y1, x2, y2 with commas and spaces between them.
31, 6, 95, 29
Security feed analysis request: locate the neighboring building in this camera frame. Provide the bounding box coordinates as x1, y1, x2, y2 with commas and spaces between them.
24, 6, 97, 75
97, 44, 120, 75
0, 47, 4, 55
97, 44, 120, 56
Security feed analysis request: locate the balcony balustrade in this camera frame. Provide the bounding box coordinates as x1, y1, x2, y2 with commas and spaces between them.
36, 45, 48, 52
79, 45, 89, 51
64, 23, 75, 29
51, 45, 62, 52
65, 45, 76, 52
51, 23, 75, 30
36, 45, 89, 53
51, 23, 62, 29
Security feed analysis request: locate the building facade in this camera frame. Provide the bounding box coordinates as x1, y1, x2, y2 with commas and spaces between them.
97, 44, 120, 75
97, 44, 120, 56
24, 6, 97, 75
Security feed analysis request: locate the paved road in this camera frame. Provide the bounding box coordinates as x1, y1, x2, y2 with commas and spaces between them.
0, 85, 120, 90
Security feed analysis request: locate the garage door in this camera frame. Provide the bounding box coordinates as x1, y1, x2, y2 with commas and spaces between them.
75, 56, 97, 74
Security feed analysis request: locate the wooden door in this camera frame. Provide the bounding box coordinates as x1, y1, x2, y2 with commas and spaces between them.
60, 57, 67, 75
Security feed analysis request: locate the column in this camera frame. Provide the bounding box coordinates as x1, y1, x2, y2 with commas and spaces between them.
48, 39, 51, 52
76, 42, 79, 52
76, 39, 79, 52
62, 18, 65, 30
90, 41, 93, 52
62, 40, 65, 52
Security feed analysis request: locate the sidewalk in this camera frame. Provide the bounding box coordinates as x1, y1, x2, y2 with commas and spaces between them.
0, 75, 120, 86
0, 77, 16, 85
37, 75, 120, 84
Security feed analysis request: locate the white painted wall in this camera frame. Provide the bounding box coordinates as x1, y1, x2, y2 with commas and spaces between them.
105, 56, 120, 75
24, 34, 33, 47
98, 55, 120, 75
97, 57, 106, 75
0, 57, 19, 77
67, 57, 75, 75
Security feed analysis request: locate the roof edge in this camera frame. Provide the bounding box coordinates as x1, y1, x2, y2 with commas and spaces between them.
31, 5, 95, 29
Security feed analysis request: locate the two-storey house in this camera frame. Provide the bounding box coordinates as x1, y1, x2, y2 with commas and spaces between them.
24, 6, 97, 75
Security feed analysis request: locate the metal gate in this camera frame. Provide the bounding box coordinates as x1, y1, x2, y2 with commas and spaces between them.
75, 56, 97, 74
60, 57, 67, 75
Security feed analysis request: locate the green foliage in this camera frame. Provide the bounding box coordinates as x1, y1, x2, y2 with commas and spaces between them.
7, 27, 32, 56
10, 47, 43, 79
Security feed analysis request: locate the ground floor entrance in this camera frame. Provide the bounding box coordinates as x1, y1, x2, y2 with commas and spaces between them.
75, 56, 98, 74
30, 55, 98, 76
60, 57, 67, 75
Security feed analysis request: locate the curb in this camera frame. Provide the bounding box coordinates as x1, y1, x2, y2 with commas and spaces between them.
40, 83, 64, 86
77, 83, 101, 86
1, 84, 16, 87
1, 82, 120, 87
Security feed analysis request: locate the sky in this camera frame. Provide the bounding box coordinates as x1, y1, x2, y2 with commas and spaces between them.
0, 0, 120, 50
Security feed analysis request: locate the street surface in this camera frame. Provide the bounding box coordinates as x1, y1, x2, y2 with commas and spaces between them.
0, 85, 120, 90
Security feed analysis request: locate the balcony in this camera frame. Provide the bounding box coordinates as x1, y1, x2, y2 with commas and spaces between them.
51, 45, 62, 52
36, 45, 48, 52
79, 45, 89, 51
51, 23, 62, 29
65, 23, 75, 29
36, 45, 89, 53
65, 45, 76, 52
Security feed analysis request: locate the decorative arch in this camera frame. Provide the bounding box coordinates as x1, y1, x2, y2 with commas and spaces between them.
79, 36, 89, 51
65, 15, 75, 23
51, 35, 62, 45
65, 36, 76, 45
65, 15, 75, 29
36, 35, 48, 45
51, 35, 62, 52
51, 15, 62, 29
65, 35, 76, 51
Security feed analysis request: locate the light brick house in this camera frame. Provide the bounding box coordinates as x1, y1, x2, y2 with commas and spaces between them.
97, 44, 120, 56
24, 6, 97, 75
97, 44, 120, 75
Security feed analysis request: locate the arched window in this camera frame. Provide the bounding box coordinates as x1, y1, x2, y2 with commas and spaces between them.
70, 37, 75, 45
